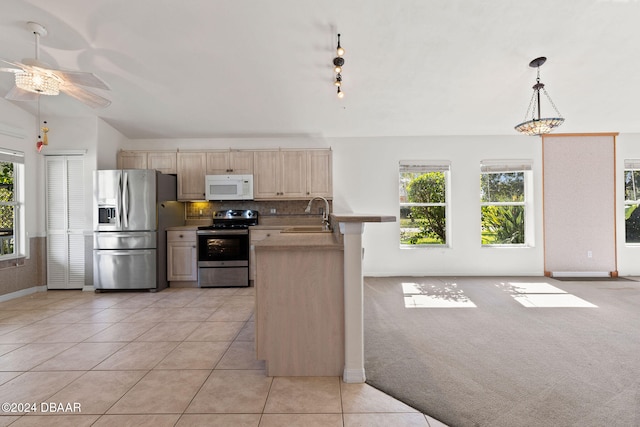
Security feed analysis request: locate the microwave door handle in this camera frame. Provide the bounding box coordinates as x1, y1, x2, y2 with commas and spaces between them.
122, 171, 129, 228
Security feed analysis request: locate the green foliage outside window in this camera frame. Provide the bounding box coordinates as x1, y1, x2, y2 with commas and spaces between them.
0, 162, 15, 255
480, 172, 525, 245
400, 172, 446, 245
624, 170, 640, 243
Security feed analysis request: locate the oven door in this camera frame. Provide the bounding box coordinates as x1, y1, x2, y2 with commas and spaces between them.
197, 230, 249, 264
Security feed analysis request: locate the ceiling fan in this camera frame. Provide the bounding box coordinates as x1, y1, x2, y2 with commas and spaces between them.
0, 21, 111, 109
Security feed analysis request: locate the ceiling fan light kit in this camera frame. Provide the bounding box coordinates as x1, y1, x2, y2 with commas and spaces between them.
15, 72, 60, 95
0, 21, 111, 108
514, 56, 564, 136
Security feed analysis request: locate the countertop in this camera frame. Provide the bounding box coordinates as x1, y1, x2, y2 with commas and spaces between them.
253, 231, 342, 250
166, 225, 199, 231
330, 213, 396, 223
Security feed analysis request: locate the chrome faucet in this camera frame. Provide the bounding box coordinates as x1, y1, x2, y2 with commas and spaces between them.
305, 196, 330, 226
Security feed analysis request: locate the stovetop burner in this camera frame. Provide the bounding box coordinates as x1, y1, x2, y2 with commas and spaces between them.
198, 209, 259, 230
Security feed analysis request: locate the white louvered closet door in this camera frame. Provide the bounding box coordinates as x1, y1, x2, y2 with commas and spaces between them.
46, 156, 86, 289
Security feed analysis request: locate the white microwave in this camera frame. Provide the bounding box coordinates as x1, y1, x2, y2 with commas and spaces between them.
205, 174, 254, 200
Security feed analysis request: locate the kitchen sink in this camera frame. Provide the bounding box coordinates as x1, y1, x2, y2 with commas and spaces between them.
281, 225, 332, 233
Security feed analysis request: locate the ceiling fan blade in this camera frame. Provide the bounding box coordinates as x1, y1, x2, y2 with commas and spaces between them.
53, 69, 110, 90
5, 85, 39, 102
0, 58, 27, 70
60, 85, 111, 109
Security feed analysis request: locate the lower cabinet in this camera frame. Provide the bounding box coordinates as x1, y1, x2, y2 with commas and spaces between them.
255, 239, 344, 376
167, 230, 198, 284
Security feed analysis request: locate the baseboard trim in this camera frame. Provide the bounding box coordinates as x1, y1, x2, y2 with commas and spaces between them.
343, 368, 366, 383
551, 271, 610, 278
0, 285, 47, 302
82, 285, 95, 292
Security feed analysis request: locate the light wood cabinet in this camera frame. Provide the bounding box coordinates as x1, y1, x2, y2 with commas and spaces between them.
306, 149, 332, 198
249, 228, 281, 282
255, 236, 344, 376
117, 151, 177, 174
206, 150, 253, 174
147, 152, 177, 174
117, 151, 147, 169
167, 230, 197, 282
177, 152, 207, 200
253, 150, 308, 199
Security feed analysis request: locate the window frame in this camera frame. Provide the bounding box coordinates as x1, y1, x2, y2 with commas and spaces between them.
480, 160, 533, 247
623, 159, 640, 245
0, 148, 25, 260
399, 160, 451, 248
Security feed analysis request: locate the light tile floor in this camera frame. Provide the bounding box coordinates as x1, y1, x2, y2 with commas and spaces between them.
0, 287, 447, 427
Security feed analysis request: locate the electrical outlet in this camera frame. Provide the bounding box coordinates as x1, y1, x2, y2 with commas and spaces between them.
587, 250, 593, 258
270, 208, 276, 214
199, 209, 203, 216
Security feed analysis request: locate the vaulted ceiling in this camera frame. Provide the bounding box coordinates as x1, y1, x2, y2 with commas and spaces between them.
2, 0, 640, 139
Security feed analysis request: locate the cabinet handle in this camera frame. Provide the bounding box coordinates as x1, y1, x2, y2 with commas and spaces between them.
192, 245, 196, 248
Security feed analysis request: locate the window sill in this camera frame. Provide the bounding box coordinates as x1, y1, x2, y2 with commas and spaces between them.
0, 256, 26, 269
400, 244, 450, 249
481, 244, 533, 249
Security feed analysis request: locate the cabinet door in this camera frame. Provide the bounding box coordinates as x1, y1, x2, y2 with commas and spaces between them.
148, 152, 177, 174
177, 152, 207, 200
253, 151, 280, 199
229, 151, 254, 174
117, 151, 147, 169
307, 150, 333, 198
167, 243, 197, 281
167, 231, 197, 281
206, 151, 231, 174
280, 150, 307, 198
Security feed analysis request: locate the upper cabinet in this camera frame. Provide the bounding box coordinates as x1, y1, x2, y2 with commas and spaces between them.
147, 152, 177, 174
253, 149, 332, 200
117, 151, 147, 170
177, 152, 207, 200
120, 148, 332, 201
206, 150, 254, 175
117, 150, 177, 174
306, 149, 332, 198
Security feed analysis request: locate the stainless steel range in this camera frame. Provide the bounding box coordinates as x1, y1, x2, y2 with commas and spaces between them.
196, 209, 259, 287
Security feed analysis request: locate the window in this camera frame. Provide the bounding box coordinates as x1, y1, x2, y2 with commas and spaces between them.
0, 149, 24, 259
399, 161, 450, 246
624, 160, 640, 243
480, 160, 532, 246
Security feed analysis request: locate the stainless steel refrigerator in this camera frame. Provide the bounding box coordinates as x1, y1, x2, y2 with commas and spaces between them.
93, 169, 184, 291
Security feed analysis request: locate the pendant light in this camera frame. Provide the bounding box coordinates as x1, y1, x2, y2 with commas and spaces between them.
514, 57, 564, 136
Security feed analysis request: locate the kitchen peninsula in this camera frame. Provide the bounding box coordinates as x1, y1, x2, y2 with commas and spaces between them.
254, 213, 395, 381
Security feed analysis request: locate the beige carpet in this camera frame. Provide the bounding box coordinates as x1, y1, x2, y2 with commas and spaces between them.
363, 276, 640, 427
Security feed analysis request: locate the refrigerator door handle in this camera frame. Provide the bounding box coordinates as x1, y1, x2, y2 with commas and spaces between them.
115, 173, 122, 228
122, 171, 129, 228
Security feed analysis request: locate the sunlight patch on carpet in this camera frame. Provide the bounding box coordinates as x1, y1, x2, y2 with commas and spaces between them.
402, 282, 477, 308
512, 293, 598, 308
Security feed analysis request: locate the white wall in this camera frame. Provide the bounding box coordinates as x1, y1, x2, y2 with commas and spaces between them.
97, 118, 128, 170
0, 99, 41, 240
331, 135, 545, 276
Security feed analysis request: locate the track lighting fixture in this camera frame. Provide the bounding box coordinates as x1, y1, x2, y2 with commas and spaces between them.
333, 34, 344, 98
